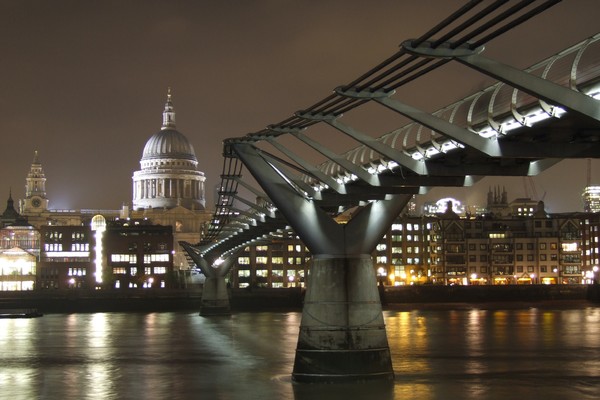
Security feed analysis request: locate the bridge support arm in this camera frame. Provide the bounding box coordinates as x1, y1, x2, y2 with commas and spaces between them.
180, 242, 235, 316
232, 143, 344, 255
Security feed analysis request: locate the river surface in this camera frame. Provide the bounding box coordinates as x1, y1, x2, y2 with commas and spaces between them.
1, 304, 599, 400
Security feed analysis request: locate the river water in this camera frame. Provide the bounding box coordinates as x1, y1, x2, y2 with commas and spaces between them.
1, 304, 599, 400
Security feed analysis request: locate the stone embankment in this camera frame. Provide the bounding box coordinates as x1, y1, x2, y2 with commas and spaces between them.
0, 285, 597, 313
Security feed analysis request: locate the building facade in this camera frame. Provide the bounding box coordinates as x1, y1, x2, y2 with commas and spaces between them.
103, 219, 174, 289
226, 205, 600, 288
0, 195, 40, 290
38, 225, 94, 289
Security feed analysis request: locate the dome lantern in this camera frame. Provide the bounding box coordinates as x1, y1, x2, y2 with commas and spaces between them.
162, 87, 176, 130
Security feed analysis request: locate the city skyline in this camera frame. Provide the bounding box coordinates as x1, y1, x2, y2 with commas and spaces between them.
2, 1, 599, 213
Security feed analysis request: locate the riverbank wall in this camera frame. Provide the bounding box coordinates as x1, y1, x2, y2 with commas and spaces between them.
0, 284, 598, 313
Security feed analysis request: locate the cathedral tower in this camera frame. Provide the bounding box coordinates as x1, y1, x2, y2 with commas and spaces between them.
20, 151, 49, 214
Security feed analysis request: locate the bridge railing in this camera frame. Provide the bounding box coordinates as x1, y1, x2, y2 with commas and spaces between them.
316, 33, 600, 184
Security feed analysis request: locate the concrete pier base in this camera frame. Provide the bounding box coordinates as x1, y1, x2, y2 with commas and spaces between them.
199, 276, 231, 316
292, 255, 394, 383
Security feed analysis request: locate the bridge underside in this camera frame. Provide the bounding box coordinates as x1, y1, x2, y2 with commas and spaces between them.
184, 0, 600, 384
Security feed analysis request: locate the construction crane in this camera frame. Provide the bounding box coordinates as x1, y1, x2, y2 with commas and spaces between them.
523, 177, 537, 200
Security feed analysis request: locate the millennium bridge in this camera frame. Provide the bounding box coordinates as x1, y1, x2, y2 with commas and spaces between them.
182, 0, 600, 383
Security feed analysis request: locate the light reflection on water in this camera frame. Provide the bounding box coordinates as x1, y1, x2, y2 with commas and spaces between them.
0, 306, 599, 399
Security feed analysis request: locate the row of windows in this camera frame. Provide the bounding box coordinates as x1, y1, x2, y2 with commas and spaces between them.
45, 243, 63, 251
239, 256, 307, 265
251, 245, 306, 253
442, 242, 573, 252
391, 223, 429, 231
434, 265, 579, 275
111, 254, 169, 264
67, 267, 87, 276
112, 266, 167, 275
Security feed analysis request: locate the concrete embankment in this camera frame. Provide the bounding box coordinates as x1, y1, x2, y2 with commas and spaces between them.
0, 285, 597, 314
0, 289, 203, 313
383, 284, 594, 304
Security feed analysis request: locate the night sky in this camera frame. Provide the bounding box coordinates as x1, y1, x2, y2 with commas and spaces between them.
1, 0, 599, 213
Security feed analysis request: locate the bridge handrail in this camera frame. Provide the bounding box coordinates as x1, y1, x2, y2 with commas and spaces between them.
315, 33, 600, 183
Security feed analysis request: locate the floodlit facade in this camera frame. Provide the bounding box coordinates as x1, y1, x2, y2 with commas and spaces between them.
132, 89, 206, 211
0, 195, 40, 291
583, 185, 600, 213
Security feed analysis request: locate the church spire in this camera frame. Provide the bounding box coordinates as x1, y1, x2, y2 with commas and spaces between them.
161, 87, 176, 130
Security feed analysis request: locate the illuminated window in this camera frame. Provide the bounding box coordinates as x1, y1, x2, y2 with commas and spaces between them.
113, 267, 126, 274
238, 257, 250, 265
256, 269, 268, 277
562, 242, 578, 252
144, 254, 169, 263
256, 256, 268, 264
130, 267, 137, 276
68, 268, 86, 276
154, 267, 166, 274
272, 257, 283, 264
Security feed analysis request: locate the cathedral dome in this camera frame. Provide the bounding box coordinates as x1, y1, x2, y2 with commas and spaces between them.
142, 128, 197, 162
132, 89, 206, 211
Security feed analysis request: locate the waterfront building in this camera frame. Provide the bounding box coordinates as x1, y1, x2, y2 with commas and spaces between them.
38, 225, 95, 289
103, 219, 174, 289
581, 212, 600, 283
0, 194, 40, 290
226, 198, 600, 288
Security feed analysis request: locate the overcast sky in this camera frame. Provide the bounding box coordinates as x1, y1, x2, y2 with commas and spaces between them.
1, 0, 599, 213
